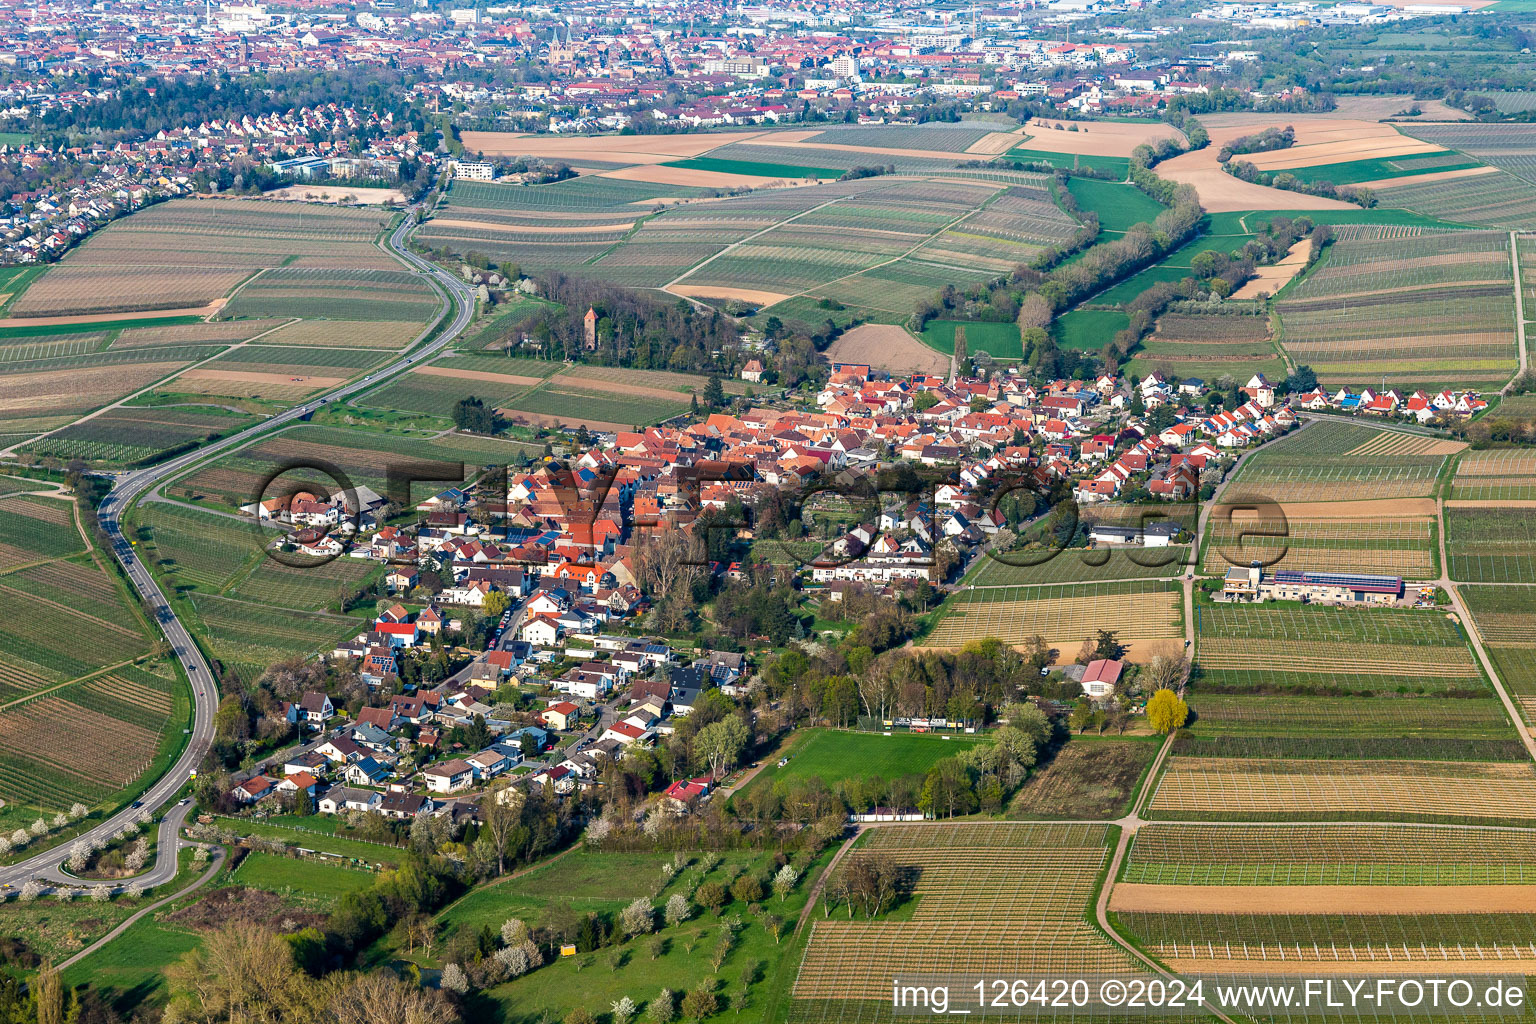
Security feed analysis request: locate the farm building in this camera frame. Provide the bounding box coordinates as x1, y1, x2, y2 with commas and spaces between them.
1089, 522, 1182, 547
1222, 564, 1403, 605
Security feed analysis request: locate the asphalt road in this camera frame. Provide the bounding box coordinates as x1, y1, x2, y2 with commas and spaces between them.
0, 206, 476, 890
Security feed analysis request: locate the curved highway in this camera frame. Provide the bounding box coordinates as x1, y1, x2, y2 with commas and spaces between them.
0, 206, 476, 891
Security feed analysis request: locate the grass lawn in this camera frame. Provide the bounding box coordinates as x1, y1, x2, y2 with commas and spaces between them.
0, 265, 43, 313
920, 319, 1022, 358
0, 314, 205, 339
60, 851, 224, 1008
663, 156, 844, 179
1066, 178, 1166, 233
1270, 155, 1483, 186
1008, 736, 1161, 820
1093, 264, 1198, 306
213, 817, 405, 866
1006, 146, 1131, 178
229, 851, 377, 906
1204, 208, 1473, 234
737, 728, 989, 801
1052, 309, 1129, 351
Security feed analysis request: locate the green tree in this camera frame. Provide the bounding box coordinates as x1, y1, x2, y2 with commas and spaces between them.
1146, 688, 1189, 734
918, 757, 975, 819
694, 715, 749, 781
730, 875, 765, 905
452, 396, 500, 434
482, 590, 510, 620
703, 375, 725, 409
681, 988, 719, 1021
1093, 629, 1124, 661
696, 882, 727, 914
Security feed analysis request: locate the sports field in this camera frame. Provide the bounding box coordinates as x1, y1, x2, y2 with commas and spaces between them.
738, 728, 987, 801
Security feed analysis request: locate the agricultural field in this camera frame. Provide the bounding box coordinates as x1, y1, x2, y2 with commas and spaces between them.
1460, 586, 1536, 721
0, 486, 184, 816
1201, 510, 1438, 578
0, 543, 155, 696
792, 824, 1138, 1023
1094, 229, 1256, 306
1373, 167, 1536, 230
1444, 507, 1536, 582
927, 579, 1182, 659
0, 662, 188, 814
21, 406, 259, 464
1148, 755, 1536, 824
802, 123, 1005, 152
132, 501, 267, 595
966, 546, 1191, 586
1459, 93, 1536, 114
1124, 822, 1536, 885
1494, 393, 1536, 416
419, 173, 1080, 314
1175, 694, 1523, 762
221, 267, 440, 322
919, 320, 1022, 359
168, 423, 539, 511
1119, 905, 1536, 970
1401, 122, 1536, 189
661, 155, 844, 179
188, 592, 368, 686
1065, 178, 1166, 234
1051, 309, 1130, 352
1268, 152, 1484, 187
8, 200, 398, 318
1274, 229, 1519, 388
0, 346, 216, 437
824, 323, 950, 377
1224, 420, 1457, 502
150, 342, 390, 405
1450, 448, 1536, 501
1193, 600, 1483, 693
259, 318, 426, 350
1128, 312, 1285, 382
361, 355, 744, 423
675, 180, 1004, 305
1008, 737, 1161, 820
0, 493, 85, 575
905, 182, 1078, 275
110, 319, 291, 347
501, 380, 689, 431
